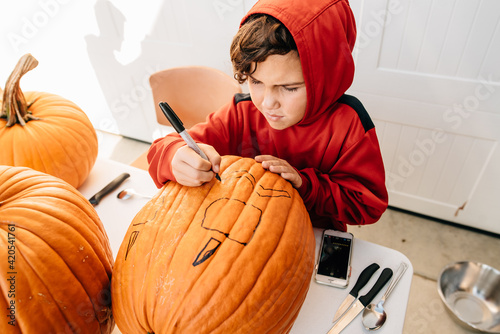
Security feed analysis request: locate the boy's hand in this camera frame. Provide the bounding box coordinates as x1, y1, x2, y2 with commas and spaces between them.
255, 155, 302, 189
172, 144, 221, 187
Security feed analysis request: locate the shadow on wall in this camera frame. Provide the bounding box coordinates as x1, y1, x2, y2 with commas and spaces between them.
85, 0, 158, 142
84, 0, 245, 142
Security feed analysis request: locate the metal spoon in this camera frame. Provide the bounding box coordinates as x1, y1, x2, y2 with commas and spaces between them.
362, 262, 408, 330
117, 188, 152, 200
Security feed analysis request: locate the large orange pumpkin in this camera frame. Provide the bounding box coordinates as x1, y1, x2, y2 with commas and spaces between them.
0, 54, 98, 188
112, 156, 316, 334
0, 165, 114, 333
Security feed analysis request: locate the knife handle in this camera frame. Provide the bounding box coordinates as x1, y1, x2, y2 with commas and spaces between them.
359, 268, 393, 307
93, 173, 130, 203
349, 263, 379, 297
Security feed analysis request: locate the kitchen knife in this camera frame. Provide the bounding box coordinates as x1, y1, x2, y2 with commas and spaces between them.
88, 173, 130, 207
327, 267, 393, 334
333, 263, 380, 322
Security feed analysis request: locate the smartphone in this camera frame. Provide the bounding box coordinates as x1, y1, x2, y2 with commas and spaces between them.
315, 230, 354, 288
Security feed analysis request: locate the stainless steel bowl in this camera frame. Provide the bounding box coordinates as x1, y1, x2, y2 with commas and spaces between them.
438, 261, 500, 333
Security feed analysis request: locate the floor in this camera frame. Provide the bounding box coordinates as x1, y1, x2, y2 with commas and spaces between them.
96, 130, 500, 334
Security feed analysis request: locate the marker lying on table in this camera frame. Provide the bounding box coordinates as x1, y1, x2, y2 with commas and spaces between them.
159, 101, 221, 181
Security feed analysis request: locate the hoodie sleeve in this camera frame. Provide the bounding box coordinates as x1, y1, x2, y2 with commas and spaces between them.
147, 99, 240, 188
296, 127, 388, 232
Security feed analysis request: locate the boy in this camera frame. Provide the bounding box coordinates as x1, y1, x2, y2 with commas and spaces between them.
147, 0, 388, 231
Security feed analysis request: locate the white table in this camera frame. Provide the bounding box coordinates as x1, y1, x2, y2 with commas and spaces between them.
290, 229, 412, 334
79, 159, 160, 257
79, 158, 412, 334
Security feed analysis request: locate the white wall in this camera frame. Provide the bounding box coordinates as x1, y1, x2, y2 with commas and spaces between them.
1, 0, 256, 142
1, 1, 113, 135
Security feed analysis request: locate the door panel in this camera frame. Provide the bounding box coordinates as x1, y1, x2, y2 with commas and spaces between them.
349, 0, 500, 233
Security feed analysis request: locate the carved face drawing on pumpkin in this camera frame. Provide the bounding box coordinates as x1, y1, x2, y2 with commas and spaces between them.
123, 168, 292, 266
193, 169, 291, 266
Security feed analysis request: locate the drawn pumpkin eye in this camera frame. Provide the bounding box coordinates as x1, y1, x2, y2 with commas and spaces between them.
221, 169, 256, 186
201, 198, 262, 244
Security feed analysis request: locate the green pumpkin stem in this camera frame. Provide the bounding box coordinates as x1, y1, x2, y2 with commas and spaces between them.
1, 54, 41, 127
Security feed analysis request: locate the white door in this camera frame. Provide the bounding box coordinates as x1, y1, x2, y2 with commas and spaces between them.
348, 0, 500, 234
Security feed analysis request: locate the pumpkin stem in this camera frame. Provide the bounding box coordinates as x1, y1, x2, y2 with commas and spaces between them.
1, 54, 41, 127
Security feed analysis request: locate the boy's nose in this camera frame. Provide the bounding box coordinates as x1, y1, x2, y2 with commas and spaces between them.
262, 90, 279, 110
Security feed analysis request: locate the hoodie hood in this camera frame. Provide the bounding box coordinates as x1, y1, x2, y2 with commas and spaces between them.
241, 0, 357, 125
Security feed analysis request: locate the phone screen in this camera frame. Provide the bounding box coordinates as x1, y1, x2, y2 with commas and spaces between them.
317, 234, 352, 279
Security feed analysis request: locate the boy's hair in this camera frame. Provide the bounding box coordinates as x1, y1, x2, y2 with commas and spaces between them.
230, 14, 297, 84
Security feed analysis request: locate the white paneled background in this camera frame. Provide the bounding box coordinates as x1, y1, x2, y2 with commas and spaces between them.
348, 0, 500, 233
378, 0, 500, 79
1, 0, 499, 233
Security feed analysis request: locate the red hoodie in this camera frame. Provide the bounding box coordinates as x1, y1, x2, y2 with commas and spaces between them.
147, 0, 388, 231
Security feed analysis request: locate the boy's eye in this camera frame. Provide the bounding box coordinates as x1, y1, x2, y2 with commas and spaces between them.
250, 78, 261, 85
283, 86, 299, 92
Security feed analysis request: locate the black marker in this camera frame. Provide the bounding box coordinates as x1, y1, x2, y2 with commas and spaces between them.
159, 102, 221, 181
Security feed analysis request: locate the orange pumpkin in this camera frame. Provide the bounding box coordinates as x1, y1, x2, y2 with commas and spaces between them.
112, 156, 316, 334
0, 165, 114, 333
0, 54, 98, 188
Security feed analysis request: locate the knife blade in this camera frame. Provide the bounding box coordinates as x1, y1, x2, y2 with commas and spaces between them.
333, 263, 380, 322
327, 267, 393, 334
88, 173, 130, 207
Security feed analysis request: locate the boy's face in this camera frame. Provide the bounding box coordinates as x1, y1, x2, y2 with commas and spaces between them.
248, 52, 307, 130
